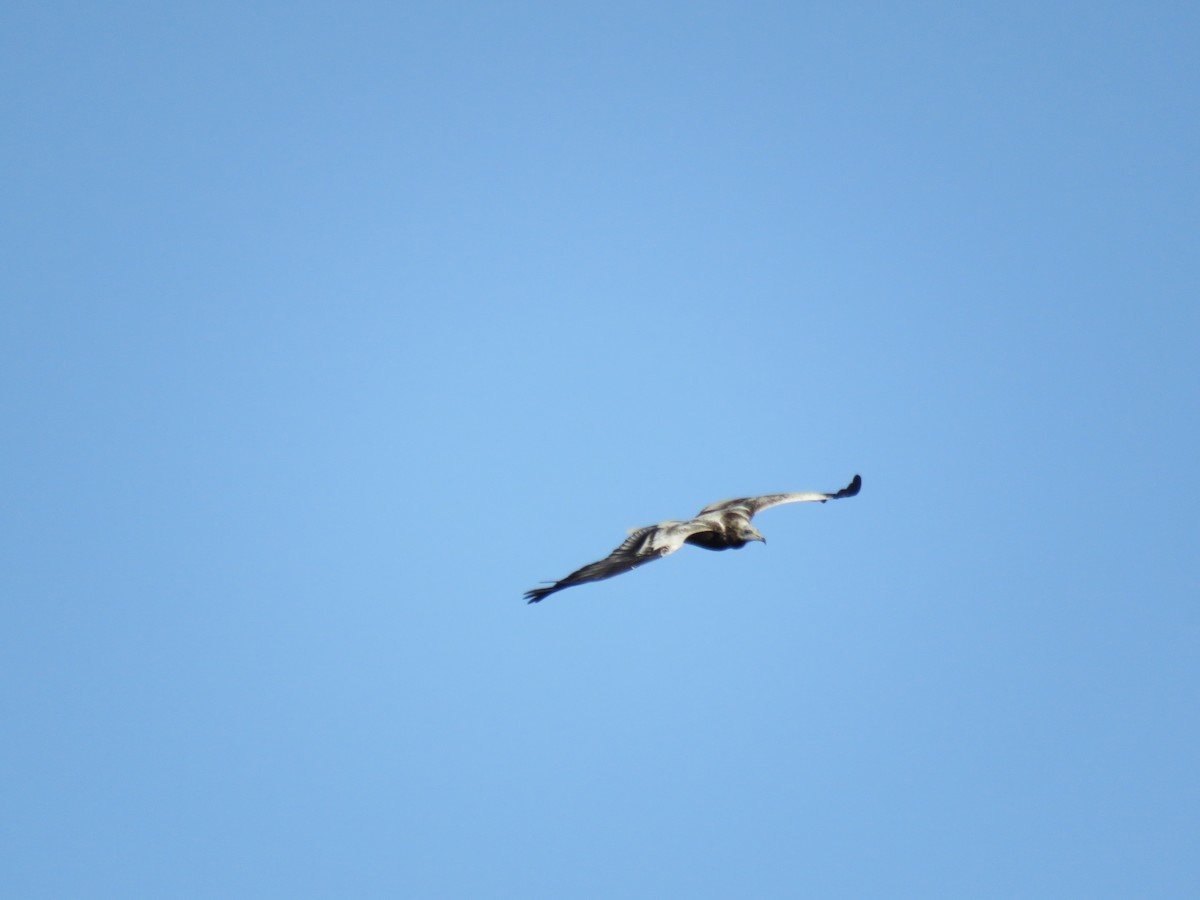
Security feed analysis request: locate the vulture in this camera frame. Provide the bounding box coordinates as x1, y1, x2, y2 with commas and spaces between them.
525, 474, 861, 603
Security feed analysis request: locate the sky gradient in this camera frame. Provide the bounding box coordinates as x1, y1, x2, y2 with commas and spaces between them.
3, 2, 1198, 897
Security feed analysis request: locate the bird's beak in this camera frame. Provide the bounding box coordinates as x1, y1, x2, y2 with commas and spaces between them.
755, 534, 767, 544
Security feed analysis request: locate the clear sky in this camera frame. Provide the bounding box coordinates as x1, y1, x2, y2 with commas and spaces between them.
3, 2, 1198, 897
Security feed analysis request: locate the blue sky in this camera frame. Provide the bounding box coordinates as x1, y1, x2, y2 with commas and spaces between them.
3, 2, 1198, 897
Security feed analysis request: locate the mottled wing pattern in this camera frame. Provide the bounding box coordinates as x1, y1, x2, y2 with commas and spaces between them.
524, 526, 661, 604
524, 520, 710, 603
699, 474, 862, 518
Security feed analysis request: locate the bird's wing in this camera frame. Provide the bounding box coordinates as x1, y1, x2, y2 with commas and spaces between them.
697, 474, 862, 518
525, 520, 708, 604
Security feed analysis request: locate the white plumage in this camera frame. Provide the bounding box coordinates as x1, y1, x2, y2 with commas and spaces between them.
525, 474, 861, 604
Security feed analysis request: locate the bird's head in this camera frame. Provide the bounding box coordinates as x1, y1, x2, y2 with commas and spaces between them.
737, 523, 766, 544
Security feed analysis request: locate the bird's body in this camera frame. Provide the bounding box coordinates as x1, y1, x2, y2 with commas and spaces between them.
525, 474, 861, 603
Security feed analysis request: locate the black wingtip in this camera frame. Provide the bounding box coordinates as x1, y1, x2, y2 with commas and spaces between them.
524, 586, 554, 604
832, 474, 862, 499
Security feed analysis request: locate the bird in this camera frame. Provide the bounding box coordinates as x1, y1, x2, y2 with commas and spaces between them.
524, 474, 861, 603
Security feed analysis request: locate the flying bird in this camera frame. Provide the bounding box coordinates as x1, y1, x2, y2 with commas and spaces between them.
525, 474, 861, 603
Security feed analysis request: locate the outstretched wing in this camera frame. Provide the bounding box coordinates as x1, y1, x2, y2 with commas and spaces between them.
698, 474, 862, 518
525, 520, 707, 604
